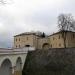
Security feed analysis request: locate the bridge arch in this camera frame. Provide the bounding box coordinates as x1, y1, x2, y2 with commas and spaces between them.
0, 59, 12, 75
0, 57, 13, 67
15, 57, 22, 75
42, 43, 50, 50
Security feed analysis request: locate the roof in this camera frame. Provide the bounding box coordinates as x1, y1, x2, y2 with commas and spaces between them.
48, 30, 75, 37
14, 32, 44, 37
14, 32, 36, 37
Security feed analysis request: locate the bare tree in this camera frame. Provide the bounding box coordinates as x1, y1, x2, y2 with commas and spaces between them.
58, 14, 75, 31
58, 13, 75, 48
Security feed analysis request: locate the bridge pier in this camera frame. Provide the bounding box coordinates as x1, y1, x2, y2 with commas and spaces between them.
14, 70, 22, 75
11, 66, 15, 75
11, 65, 22, 75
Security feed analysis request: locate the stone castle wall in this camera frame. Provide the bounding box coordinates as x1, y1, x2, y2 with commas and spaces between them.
23, 48, 75, 75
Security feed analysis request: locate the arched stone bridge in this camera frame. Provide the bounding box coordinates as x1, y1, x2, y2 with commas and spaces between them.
0, 47, 35, 75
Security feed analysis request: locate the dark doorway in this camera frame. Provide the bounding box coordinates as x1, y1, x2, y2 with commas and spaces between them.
25, 45, 30, 47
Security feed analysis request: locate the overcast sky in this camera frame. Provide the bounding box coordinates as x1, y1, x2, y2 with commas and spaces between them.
0, 0, 75, 48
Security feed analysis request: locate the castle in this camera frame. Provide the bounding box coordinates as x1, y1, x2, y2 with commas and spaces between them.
14, 31, 75, 49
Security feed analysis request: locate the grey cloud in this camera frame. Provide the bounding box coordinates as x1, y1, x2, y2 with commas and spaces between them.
0, 0, 75, 48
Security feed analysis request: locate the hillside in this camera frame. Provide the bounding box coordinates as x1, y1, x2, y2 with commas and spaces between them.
22, 48, 75, 75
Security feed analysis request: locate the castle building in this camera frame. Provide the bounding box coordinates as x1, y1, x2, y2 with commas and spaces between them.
14, 31, 75, 49
48, 31, 75, 48
14, 32, 49, 50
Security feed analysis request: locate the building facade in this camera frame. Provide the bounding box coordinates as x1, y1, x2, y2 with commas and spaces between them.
14, 31, 75, 49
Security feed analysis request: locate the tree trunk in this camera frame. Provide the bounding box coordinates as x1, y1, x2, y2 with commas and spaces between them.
64, 32, 66, 48
62, 31, 66, 48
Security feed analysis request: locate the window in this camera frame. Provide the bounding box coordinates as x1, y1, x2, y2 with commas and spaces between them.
16, 45, 17, 48
59, 43, 61, 47
19, 45, 20, 48
59, 35, 60, 39
27, 37, 28, 40
16, 38, 17, 41
53, 37, 55, 40
51, 44, 52, 48
19, 38, 20, 41
73, 34, 74, 38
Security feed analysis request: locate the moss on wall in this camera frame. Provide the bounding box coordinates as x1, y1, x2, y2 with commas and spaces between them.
22, 48, 75, 75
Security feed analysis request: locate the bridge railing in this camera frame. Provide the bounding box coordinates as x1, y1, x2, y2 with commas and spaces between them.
14, 47, 35, 51
0, 47, 35, 55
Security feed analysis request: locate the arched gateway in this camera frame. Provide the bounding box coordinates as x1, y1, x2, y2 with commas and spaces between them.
42, 43, 50, 50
